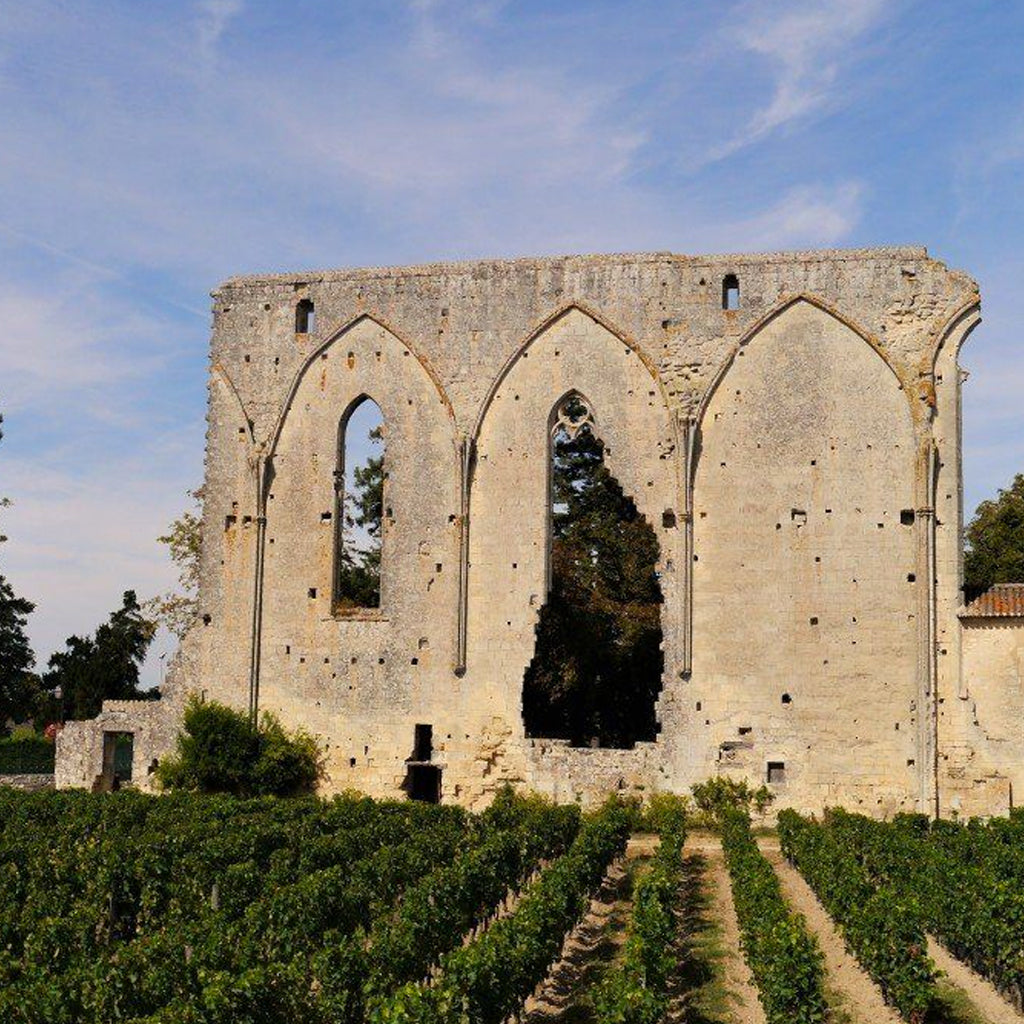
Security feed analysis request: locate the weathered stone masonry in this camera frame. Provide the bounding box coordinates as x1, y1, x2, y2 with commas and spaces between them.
56, 247, 1024, 817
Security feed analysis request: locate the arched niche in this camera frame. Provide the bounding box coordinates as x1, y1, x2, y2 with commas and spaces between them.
466, 306, 680, 727
263, 316, 459, 667
692, 298, 919, 795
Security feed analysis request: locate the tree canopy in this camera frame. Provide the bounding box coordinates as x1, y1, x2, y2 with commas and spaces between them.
522, 415, 663, 748
0, 412, 39, 730
964, 472, 1024, 591
335, 422, 384, 609
42, 591, 156, 721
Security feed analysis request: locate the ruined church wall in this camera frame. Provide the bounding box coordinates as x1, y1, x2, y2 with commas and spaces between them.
691, 300, 921, 817
152, 247, 988, 812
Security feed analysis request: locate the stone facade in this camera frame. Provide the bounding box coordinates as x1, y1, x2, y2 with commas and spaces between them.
55, 246, 1023, 817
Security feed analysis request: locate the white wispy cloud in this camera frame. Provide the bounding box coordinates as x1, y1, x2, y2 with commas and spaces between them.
711, 0, 890, 160
196, 0, 244, 68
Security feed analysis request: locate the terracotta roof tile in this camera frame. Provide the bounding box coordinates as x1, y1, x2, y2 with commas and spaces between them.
962, 584, 1024, 618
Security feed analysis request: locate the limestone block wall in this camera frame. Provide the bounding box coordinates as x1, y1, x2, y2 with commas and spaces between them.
0, 775, 55, 792
944, 615, 1024, 816
59, 245, 1008, 816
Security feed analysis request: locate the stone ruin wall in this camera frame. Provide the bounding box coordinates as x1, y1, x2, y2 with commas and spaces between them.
55, 246, 1024, 818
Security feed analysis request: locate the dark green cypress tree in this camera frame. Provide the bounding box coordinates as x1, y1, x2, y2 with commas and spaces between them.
523, 421, 663, 748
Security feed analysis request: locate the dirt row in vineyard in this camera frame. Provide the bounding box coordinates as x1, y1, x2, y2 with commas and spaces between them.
521, 831, 1024, 1024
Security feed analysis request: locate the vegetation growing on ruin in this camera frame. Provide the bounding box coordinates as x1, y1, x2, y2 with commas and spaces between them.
155, 695, 323, 797
523, 411, 663, 748
145, 488, 203, 640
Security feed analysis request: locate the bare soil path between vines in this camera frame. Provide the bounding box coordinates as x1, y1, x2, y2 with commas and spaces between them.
927, 936, 1024, 1024
519, 834, 657, 1023
758, 840, 902, 1024
685, 834, 766, 1024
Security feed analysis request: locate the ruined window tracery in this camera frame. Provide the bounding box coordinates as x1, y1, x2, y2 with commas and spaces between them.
522, 391, 664, 748
332, 396, 385, 612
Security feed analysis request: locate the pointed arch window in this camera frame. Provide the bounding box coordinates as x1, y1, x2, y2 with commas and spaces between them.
523, 390, 664, 748
332, 396, 385, 612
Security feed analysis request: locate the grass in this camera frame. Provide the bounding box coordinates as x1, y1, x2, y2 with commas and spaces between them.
669, 851, 737, 1024
926, 978, 992, 1024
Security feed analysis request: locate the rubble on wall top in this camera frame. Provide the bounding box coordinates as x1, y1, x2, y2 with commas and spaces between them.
215, 245, 936, 293
961, 584, 1024, 618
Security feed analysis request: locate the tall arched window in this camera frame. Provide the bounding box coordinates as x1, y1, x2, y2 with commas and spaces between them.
523, 391, 664, 748
333, 397, 385, 611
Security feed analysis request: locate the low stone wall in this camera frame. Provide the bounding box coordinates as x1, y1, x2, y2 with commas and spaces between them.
0, 774, 55, 792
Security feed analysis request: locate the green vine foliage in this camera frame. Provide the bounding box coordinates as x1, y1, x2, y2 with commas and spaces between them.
592, 803, 687, 1024
817, 809, 1024, 1008
721, 811, 827, 1024
777, 810, 936, 1023
370, 799, 631, 1024
0, 788, 585, 1023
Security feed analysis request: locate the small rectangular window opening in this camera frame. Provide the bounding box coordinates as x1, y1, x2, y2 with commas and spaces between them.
295, 298, 315, 334
412, 723, 433, 762
767, 761, 786, 784
722, 274, 740, 311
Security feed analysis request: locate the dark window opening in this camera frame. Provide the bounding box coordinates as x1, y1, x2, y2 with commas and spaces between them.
295, 298, 315, 334
523, 393, 664, 749
722, 274, 740, 311
406, 763, 441, 803
781, 693, 792, 705
900, 508, 915, 525
333, 397, 385, 611
100, 731, 134, 792
412, 723, 433, 762
767, 761, 786, 784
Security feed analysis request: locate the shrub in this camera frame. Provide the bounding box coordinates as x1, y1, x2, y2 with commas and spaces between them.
640, 790, 690, 836
0, 733, 55, 774
156, 696, 322, 796
691, 777, 773, 824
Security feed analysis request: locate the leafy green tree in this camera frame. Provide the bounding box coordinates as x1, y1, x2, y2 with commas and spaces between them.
0, 576, 38, 729
145, 489, 202, 639
336, 424, 384, 608
42, 590, 156, 720
965, 472, 1024, 590
0, 412, 40, 730
523, 416, 663, 748
156, 694, 323, 796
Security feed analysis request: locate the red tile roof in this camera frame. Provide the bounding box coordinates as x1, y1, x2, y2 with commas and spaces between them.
962, 584, 1024, 618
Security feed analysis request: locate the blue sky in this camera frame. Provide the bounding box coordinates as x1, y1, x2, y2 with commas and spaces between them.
1, 0, 1022, 684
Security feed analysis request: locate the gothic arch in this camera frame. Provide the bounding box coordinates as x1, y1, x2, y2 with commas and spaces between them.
465, 303, 683, 722
211, 362, 255, 447
470, 302, 671, 446
691, 294, 921, 795
267, 312, 456, 472
694, 294, 906, 435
